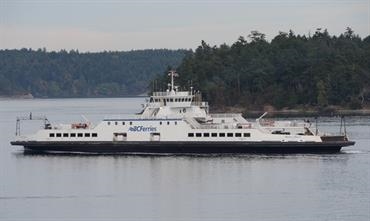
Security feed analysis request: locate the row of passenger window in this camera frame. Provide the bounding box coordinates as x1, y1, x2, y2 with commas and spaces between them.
107, 121, 177, 126
153, 98, 191, 102
108, 121, 131, 126
49, 133, 98, 138
188, 132, 251, 138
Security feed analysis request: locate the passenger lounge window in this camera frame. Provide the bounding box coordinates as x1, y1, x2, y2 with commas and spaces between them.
196, 133, 202, 137
70, 133, 76, 137
92, 133, 98, 137
243, 133, 251, 137
211, 133, 217, 137
227, 133, 233, 137
56, 133, 61, 137
203, 133, 210, 137
78, 133, 83, 137
219, 133, 225, 137
63, 133, 68, 137
235, 133, 242, 137
188, 133, 194, 137
85, 133, 90, 137
49, 133, 55, 137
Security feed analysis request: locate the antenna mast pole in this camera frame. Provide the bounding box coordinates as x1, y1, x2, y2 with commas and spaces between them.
170, 70, 175, 91
168, 70, 178, 92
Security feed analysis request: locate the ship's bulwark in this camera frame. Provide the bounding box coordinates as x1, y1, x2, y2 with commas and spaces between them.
11, 140, 355, 154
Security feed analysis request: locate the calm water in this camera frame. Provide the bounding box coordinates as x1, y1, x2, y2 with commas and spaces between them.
0, 98, 369, 221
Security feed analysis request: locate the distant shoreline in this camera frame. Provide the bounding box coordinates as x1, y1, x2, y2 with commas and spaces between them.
243, 109, 370, 118
1, 95, 369, 117
0, 95, 148, 100
212, 106, 370, 118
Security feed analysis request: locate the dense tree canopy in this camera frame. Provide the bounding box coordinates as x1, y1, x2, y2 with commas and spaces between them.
158, 28, 370, 109
0, 49, 187, 97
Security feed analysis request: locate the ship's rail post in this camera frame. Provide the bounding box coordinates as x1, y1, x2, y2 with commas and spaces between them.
16, 117, 20, 136
339, 115, 347, 137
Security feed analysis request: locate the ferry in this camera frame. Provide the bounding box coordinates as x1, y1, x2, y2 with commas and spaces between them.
11, 71, 355, 154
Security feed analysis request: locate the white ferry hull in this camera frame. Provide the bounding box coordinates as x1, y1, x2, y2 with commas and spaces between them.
11, 139, 355, 154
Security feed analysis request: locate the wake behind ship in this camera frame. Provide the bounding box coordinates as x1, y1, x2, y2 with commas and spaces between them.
11, 71, 355, 154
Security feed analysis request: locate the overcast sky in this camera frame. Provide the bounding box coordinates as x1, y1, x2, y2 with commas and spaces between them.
0, 0, 369, 52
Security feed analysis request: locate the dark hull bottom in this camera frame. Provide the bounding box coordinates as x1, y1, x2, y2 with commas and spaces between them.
11, 141, 355, 154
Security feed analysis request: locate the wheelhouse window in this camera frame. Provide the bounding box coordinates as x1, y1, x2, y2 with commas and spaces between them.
56, 133, 61, 137
188, 133, 194, 137
63, 133, 68, 137
92, 133, 98, 137
70, 133, 76, 137
203, 133, 210, 137
196, 133, 202, 137
211, 133, 217, 137
227, 133, 233, 137
219, 133, 225, 137
243, 133, 251, 137
49, 133, 55, 137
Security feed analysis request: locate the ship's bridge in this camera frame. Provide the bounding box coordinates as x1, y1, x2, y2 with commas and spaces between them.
150, 91, 194, 108
139, 70, 208, 119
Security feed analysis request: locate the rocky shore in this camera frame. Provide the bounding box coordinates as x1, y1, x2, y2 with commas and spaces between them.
244, 109, 370, 118
0, 93, 34, 100
211, 105, 370, 118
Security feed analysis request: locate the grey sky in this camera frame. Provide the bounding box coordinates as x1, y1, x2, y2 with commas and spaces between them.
1, 0, 369, 52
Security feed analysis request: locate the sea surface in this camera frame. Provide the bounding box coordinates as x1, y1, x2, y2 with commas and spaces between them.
0, 98, 369, 221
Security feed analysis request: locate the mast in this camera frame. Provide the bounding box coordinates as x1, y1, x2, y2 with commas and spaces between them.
168, 70, 178, 92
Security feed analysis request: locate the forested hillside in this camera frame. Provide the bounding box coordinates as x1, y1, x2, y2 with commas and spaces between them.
0, 49, 187, 97
159, 28, 370, 110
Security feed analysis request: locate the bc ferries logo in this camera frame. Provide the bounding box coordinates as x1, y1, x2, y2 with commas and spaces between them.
129, 126, 157, 132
